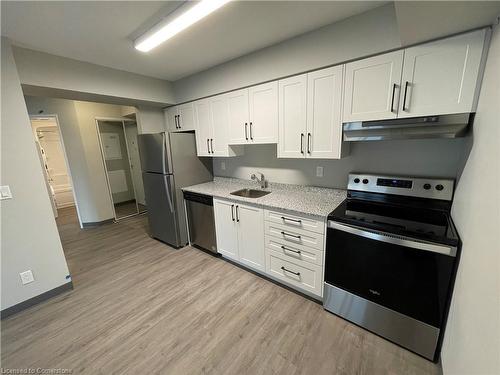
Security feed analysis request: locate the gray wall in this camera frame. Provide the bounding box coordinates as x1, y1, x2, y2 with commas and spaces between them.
1, 38, 70, 311
174, 4, 401, 103
442, 24, 500, 375
213, 139, 467, 189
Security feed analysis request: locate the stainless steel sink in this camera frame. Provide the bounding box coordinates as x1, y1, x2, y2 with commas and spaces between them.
230, 188, 270, 198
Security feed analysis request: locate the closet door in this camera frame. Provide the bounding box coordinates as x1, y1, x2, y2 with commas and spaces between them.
227, 89, 250, 145
193, 99, 212, 157
248, 81, 279, 144
278, 74, 307, 158
306, 66, 343, 159
398, 29, 486, 118
343, 50, 403, 122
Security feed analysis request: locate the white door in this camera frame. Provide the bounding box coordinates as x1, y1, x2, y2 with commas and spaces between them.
177, 102, 196, 131
214, 199, 239, 261
398, 30, 486, 118
307, 66, 343, 159
227, 89, 250, 144
343, 50, 403, 122
210, 95, 230, 157
237, 204, 265, 271
194, 99, 212, 156
249, 81, 278, 144
278, 74, 307, 159
165, 106, 178, 132
124, 123, 146, 207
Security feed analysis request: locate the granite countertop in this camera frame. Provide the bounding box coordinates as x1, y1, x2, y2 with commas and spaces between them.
182, 177, 347, 219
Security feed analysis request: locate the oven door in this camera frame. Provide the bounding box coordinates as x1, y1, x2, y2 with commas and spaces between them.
325, 221, 456, 328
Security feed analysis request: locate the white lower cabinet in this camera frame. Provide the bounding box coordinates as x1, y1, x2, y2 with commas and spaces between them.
214, 199, 265, 271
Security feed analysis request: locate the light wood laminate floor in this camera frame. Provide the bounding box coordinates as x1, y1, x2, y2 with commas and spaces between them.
1, 207, 441, 375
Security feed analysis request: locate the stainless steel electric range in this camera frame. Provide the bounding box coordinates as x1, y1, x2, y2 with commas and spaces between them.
324, 174, 461, 362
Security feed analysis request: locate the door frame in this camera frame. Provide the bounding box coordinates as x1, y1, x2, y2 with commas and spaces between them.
30, 114, 83, 228
94, 117, 141, 221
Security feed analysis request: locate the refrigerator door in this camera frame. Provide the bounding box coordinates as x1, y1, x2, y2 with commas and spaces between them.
142, 172, 180, 247
137, 133, 173, 174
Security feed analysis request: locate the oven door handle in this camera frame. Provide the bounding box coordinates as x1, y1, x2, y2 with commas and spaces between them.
327, 221, 457, 257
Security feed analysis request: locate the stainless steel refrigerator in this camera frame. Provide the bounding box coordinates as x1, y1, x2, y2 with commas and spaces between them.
138, 132, 213, 247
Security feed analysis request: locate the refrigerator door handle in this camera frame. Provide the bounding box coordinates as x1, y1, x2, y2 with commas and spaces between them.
161, 133, 166, 174
163, 175, 175, 213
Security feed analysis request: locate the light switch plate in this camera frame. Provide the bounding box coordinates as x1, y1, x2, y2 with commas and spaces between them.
0, 185, 12, 200
221, 161, 226, 171
20, 270, 34, 285
316, 166, 324, 178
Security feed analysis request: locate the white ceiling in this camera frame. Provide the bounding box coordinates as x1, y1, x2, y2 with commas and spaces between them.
1, 1, 386, 81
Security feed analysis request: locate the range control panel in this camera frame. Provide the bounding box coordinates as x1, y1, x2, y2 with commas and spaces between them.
348, 174, 455, 201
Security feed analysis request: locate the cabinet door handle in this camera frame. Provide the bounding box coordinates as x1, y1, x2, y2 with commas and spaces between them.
210, 139, 214, 154
245, 123, 248, 140
231, 204, 235, 221
402, 81, 410, 111
174, 115, 178, 129
390, 83, 397, 113
249, 122, 253, 140
281, 245, 301, 254
178, 114, 181, 128
281, 266, 300, 276
207, 138, 210, 153
300, 133, 304, 154
281, 231, 301, 239
307, 133, 311, 154
235, 205, 239, 222
281, 216, 302, 224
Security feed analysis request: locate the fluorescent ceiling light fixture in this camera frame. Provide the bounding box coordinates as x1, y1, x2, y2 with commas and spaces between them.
135, 0, 232, 52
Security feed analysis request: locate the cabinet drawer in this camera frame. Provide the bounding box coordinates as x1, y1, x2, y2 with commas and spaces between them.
265, 209, 325, 234
265, 235, 323, 266
265, 221, 324, 251
266, 252, 322, 296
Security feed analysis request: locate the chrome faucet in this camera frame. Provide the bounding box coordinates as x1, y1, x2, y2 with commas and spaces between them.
251, 172, 267, 189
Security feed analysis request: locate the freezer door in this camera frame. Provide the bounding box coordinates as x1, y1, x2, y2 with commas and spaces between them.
142, 172, 180, 247
137, 133, 173, 174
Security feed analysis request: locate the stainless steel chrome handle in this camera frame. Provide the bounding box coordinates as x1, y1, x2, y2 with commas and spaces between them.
281, 216, 302, 224
281, 266, 300, 276
235, 205, 239, 222
281, 231, 301, 239
281, 245, 301, 254
245, 123, 248, 140
390, 83, 397, 113
300, 133, 304, 154
161, 132, 167, 174
163, 175, 174, 213
402, 81, 409, 111
327, 221, 457, 257
307, 133, 311, 154
210, 139, 214, 154
249, 122, 253, 140
231, 204, 235, 221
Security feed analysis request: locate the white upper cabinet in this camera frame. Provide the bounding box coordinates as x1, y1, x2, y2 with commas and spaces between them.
176, 102, 196, 131
278, 74, 307, 158
343, 50, 404, 122
278, 67, 345, 160
307, 66, 344, 159
248, 81, 279, 144
210, 95, 231, 157
165, 106, 178, 132
227, 89, 250, 144
194, 99, 212, 157
398, 30, 487, 118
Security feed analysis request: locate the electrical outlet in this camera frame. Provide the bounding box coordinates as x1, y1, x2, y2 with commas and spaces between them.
20, 270, 34, 285
316, 166, 324, 178
0, 185, 12, 200
221, 161, 226, 170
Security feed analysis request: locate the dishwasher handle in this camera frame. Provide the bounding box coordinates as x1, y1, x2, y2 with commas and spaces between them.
183, 191, 213, 206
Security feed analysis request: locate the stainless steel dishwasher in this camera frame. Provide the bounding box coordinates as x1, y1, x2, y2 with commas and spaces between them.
183, 191, 217, 254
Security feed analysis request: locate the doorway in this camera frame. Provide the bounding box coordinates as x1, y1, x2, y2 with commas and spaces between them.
30, 116, 80, 222
96, 118, 146, 220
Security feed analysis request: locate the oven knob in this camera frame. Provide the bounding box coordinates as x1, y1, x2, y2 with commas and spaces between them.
362, 179, 369, 184
435, 184, 444, 191
423, 183, 431, 190
354, 178, 360, 183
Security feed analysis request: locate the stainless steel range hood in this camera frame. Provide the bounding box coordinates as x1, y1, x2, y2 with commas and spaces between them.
343, 113, 474, 141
